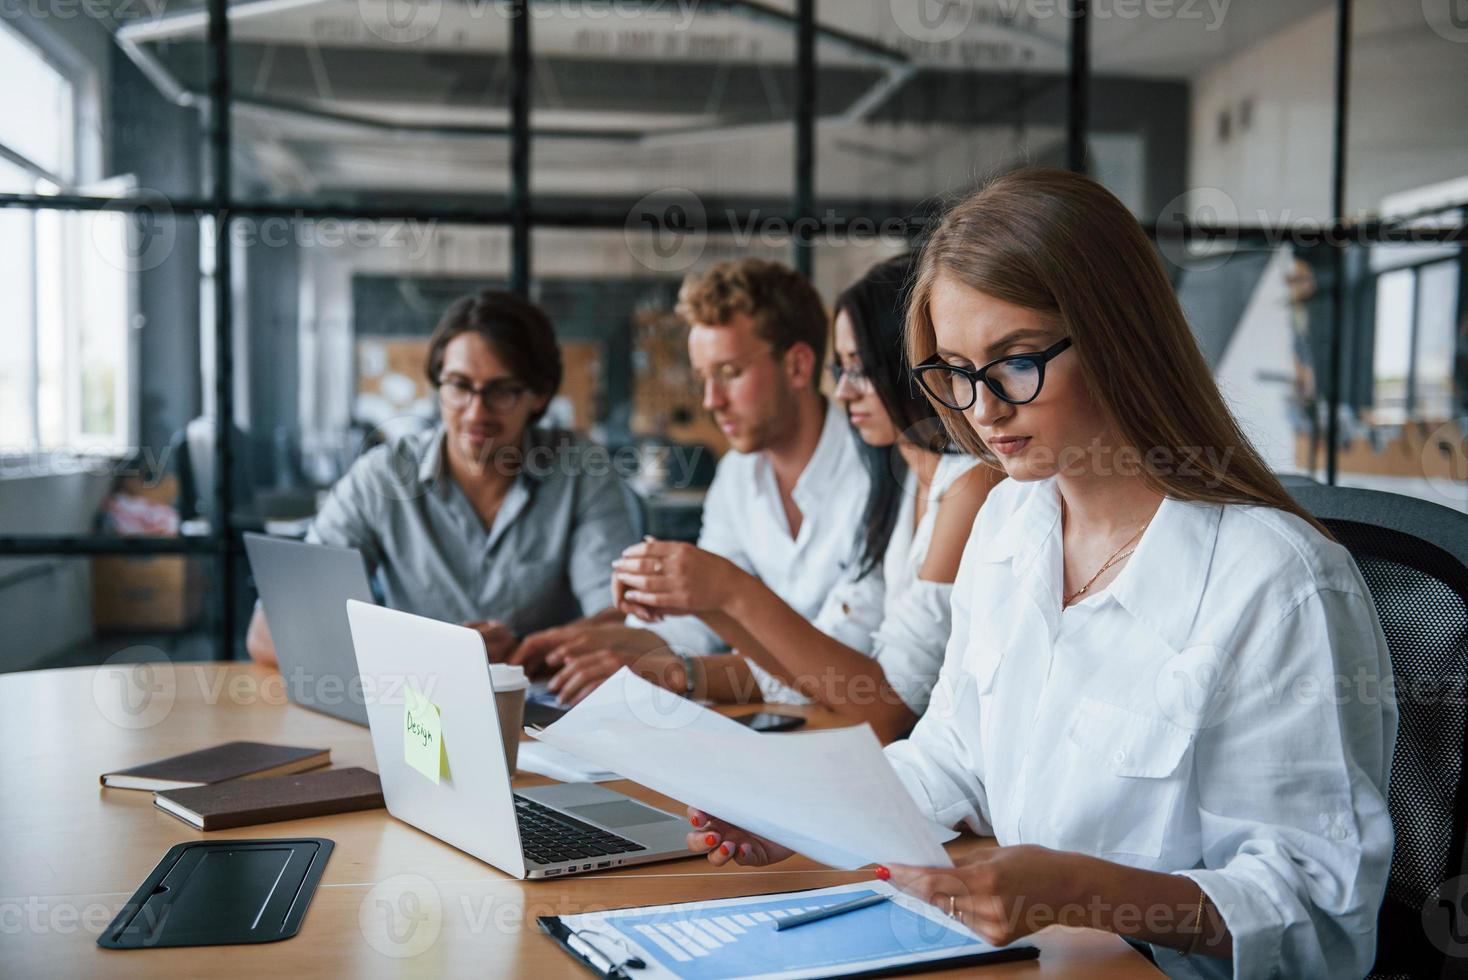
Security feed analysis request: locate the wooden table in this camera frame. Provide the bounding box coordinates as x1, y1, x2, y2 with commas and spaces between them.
0, 662, 1160, 977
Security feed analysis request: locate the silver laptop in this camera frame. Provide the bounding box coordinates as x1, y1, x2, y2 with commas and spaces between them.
345, 600, 693, 879
244, 533, 375, 726
244, 533, 571, 729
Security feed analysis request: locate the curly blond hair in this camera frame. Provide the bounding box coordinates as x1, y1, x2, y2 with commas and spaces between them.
676, 259, 827, 387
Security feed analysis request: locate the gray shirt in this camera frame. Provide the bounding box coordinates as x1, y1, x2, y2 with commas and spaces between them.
307, 425, 641, 634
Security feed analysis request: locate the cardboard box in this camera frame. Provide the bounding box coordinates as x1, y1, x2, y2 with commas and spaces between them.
92, 555, 205, 632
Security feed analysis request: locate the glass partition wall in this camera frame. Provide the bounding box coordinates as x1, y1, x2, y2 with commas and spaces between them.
1, 0, 1463, 665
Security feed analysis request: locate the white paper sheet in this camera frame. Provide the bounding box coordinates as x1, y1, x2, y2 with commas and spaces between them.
529, 668, 955, 869
517, 741, 619, 783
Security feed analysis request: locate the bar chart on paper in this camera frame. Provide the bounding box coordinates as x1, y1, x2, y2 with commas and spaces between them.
603, 888, 980, 979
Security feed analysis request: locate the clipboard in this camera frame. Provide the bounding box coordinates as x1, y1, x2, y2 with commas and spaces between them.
537, 881, 1040, 979
540, 916, 645, 979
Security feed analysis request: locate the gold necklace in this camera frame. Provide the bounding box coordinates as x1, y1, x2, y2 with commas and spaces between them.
1061, 499, 1152, 607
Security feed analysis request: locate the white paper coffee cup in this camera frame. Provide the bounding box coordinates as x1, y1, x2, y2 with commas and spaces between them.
489, 663, 528, 773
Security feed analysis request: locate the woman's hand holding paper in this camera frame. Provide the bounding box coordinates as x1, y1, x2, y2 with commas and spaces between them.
685, 806, 795, 867
886, 845, 1098, 948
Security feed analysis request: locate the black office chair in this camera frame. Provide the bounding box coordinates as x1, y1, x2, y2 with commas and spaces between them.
1276, 472, 1324, 489
1287, 483, 1468, 980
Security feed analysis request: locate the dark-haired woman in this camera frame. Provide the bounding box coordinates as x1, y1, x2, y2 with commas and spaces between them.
247, 289, 640, 667
610, 256, 1001, 742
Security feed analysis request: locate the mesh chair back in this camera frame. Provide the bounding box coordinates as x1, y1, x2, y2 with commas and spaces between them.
1289, 484, 1468, 980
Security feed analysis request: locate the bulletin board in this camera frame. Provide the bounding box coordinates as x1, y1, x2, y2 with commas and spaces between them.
354, 336, 603, 433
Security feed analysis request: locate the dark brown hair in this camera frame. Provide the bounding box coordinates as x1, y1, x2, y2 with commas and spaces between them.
836, 253, 953, 578
905, 168, 1328, 535
676, 258, 827, 387
426, 289, 562, 422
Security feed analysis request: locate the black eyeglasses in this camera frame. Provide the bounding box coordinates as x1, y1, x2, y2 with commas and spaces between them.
827, 359, 872, 393
437, 376, 529, 412
912, 337, 1073, 410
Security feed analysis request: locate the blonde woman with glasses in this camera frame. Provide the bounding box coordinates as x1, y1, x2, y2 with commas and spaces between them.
682, 169, 1396, 979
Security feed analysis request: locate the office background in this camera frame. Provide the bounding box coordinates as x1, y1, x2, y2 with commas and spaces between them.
0, 0, 1464, 668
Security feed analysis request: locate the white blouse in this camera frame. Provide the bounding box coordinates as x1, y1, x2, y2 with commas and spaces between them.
634, 400, 872, 655
749, 453, 981, 714
885, 476, 1396, 979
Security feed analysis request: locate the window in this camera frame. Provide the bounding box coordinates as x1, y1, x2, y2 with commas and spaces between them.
1370, 253, 1462, 425
0, 203, 36, 448
1371, 266, 1416, 423
0, 23, 74, 186
0, 22, 133, 457
1, 0, 1465, 669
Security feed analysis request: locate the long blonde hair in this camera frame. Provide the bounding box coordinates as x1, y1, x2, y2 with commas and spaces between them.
905, 168, 1327, 535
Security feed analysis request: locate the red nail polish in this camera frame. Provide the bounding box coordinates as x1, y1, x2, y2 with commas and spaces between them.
720, 844, 731, 856
874, 865, 890, 881
690, 815, 702, 827
705, 834, 717, 846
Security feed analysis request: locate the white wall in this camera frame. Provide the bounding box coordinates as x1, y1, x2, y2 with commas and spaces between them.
1212, 249, 1300, 471
1347, 0, 1468, 215
1187, 1, 1468, 221
1186, 6, 1336, 223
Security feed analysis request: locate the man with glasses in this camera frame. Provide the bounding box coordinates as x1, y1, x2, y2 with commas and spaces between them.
513, 259, 874, 706
246, 289, 641, 666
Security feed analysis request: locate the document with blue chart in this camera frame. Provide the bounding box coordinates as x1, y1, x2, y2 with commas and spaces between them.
540, 880, 1038, 979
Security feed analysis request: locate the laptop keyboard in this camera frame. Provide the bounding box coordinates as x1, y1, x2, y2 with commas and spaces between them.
513, 795, 646, 866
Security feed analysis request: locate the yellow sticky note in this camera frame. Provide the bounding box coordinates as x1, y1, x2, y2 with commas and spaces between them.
404, 686, 445, 785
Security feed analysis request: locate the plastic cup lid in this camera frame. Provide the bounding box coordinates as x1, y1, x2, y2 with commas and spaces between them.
489, 662, 528, 692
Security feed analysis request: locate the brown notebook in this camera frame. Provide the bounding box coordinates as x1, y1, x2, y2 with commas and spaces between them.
101, 741, 330, 791
154, 767, 385, 830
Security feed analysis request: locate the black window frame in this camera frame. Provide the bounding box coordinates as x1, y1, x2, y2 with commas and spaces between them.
0, 0, 1462, 659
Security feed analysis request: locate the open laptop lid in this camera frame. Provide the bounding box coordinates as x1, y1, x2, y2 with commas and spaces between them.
345, 600, 528, 879
243, 533, 375, 726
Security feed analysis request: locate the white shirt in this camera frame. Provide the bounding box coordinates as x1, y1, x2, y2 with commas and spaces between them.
870, 454, 981, 714
885, 477, 1396, 980
633, 399, 872, 655
752, 453, 981, 711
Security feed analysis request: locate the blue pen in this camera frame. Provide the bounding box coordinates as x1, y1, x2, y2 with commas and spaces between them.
773, 893, 889, 931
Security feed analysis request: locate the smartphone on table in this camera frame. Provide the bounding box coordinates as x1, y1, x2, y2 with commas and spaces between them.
732, 711, 805, 733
